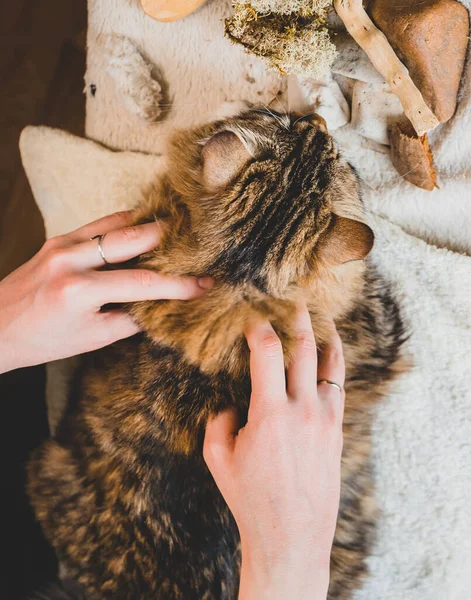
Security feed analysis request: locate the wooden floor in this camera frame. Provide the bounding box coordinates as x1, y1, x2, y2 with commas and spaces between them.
0, 0, 87, 596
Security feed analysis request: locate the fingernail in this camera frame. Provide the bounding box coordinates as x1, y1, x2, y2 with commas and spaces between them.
197, 276, 214, 290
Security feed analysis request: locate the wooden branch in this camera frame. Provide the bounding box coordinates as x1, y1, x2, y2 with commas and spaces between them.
333, 0, 440, 136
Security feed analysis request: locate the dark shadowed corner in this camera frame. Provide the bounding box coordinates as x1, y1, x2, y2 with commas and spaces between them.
0, 0, 87, 596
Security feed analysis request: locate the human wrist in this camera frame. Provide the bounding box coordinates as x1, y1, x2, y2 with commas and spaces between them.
0, 326, 29, 374
238, 537, 330, 600
0, 341, 18, 374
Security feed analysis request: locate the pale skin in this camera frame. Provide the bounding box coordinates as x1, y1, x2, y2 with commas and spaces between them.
204, 312, 345, 600
0, 211, 345, 599
0, 210, 213, 373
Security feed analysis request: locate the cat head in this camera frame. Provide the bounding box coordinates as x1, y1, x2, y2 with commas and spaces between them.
153, 107, 374, 297
130, 108, 374, 375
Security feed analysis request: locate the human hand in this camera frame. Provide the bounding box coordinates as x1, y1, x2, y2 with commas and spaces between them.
203, 306, 345, 600
0, 211, 212, 373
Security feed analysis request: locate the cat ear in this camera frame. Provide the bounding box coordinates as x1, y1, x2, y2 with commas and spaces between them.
202, 130, 252, 189
318, 215, 374, 265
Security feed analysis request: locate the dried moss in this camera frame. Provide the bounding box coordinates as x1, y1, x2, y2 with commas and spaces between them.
249, 0, 333, 14
226, 5, 337, 79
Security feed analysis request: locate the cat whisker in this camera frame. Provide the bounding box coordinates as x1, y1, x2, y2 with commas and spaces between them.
292, 112, 320, 127
254, 104, 290, 131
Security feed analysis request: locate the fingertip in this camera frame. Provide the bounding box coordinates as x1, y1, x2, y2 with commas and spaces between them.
197, 276, 215, 290
160, 275, 214, 300
145, 273, 206, 301
137, 220, 163, 241
177, 277, 210, 299
244, 317, 276, 349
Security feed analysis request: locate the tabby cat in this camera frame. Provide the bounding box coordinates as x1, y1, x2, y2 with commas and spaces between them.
28, 108, 406, 599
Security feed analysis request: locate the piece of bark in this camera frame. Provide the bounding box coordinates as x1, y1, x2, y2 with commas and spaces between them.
390, 119, 438, 191
370, 0, 470, 123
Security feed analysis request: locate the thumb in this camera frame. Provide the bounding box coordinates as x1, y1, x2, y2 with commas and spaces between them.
203, 407, 240, 469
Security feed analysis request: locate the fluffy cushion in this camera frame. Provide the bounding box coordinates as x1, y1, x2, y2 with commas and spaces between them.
20, 125, 164, 238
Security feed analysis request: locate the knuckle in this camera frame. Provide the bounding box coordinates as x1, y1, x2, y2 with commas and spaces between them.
301, 405, 317, 427
133, 269, 156, 288
113, 210, 133, 226
45, 247, 71, 275
258, 333, 283, 356
325, 346, 343, 366
295, 332, 317, 356
56, 275, 84, 305
43, 236, 63, 252
120, 225, 140, 242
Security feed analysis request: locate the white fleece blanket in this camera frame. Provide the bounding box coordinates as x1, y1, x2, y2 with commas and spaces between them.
20, 0, 471, 597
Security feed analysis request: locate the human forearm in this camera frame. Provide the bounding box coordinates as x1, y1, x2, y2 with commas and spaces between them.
238, 543, 330, 600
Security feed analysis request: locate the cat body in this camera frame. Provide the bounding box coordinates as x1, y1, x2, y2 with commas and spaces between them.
29, 109, 406, 599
